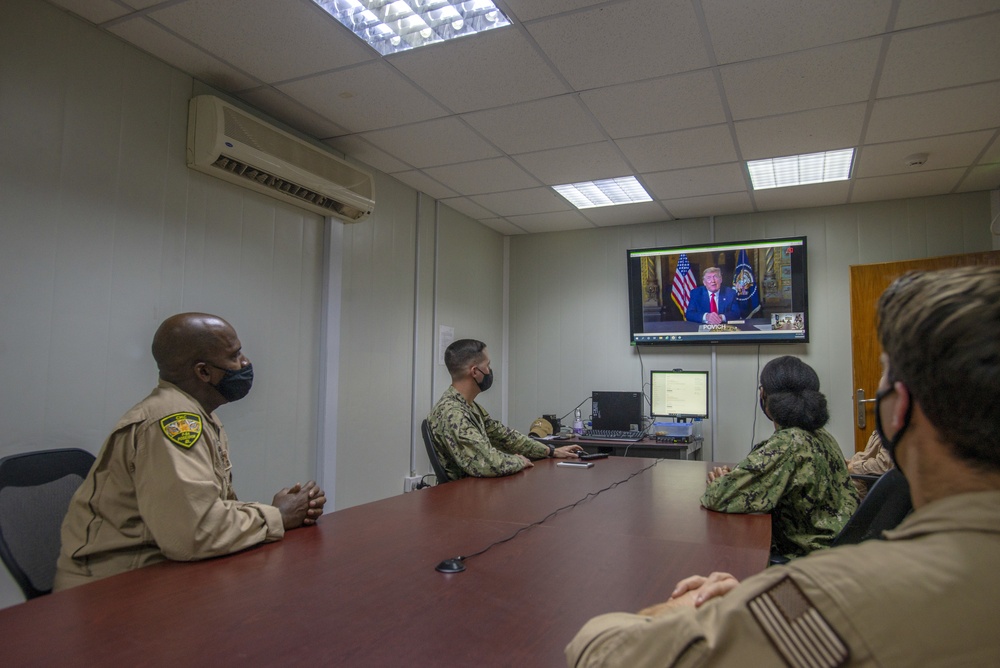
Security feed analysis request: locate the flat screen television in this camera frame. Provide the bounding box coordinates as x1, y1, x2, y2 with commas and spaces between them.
650, 370, 709, 420
627, 236, 809, 345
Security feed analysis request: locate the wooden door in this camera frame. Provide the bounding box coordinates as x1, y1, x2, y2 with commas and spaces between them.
849, 250, 1000, 453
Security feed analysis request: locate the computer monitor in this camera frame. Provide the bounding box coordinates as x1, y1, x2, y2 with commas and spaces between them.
591, 391, 643, 431
650, 370, 709, 420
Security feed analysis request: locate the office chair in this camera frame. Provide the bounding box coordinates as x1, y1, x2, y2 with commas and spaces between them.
420, 419, 451, 485
0, 448, 95, 599
832, 467, 912, 547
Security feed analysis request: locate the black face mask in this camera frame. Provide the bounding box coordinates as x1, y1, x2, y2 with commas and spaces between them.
759, 391, 769, 420
211, 363, 254, 402
475, 366, 494, 392
874, 385, 912, 463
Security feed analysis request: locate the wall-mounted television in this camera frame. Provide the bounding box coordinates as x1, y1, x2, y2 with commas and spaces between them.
627, 236, 808, 345
650, 370, 709, 419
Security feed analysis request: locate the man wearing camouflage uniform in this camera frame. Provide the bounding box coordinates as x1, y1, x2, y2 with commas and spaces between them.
427, 339, 580, 481
701, 356, 858, 559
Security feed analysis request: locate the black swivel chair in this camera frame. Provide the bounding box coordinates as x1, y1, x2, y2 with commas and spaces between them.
420, 419, 451, 485
0, 448, 95, 599
832, 467, 912, 547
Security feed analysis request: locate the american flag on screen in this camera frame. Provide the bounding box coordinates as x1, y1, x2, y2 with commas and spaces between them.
670, 253, 698, 316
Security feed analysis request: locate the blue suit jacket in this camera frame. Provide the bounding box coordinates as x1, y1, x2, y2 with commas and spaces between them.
685, 286, 743, 322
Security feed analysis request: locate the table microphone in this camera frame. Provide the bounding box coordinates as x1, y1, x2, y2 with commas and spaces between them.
435, 557, 466, 573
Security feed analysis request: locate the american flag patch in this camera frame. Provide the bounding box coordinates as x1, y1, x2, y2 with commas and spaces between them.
747, 577, 848, 668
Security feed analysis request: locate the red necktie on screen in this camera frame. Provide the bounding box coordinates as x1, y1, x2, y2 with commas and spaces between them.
710, 292, 718, 314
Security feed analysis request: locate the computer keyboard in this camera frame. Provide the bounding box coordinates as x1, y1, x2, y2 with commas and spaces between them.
581, 429, 644, 442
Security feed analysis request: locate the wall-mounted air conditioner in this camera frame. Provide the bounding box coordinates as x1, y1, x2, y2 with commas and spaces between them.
186, 95, 374, 223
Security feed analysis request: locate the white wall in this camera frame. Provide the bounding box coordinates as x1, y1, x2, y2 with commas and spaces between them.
0, 0, 326, 607
507, 192, 995, 464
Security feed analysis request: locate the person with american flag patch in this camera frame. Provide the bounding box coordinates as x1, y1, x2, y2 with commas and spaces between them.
568, 266, 1000, 667
54, 313, 326, 590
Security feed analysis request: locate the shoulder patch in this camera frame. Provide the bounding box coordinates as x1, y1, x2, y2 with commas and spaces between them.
159, 412, 203, 449
747, 576, 849, 668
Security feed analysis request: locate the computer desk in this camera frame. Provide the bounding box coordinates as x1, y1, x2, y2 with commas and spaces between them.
573, 436, 703, 460
0, 458, 770, 666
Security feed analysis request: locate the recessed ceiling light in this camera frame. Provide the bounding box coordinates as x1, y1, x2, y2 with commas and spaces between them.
747, 148, 855, 190
313, 0, 511, 56
553, 176, 653, 209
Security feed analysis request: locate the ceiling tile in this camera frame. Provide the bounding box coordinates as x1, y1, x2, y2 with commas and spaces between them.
440, 197, 498, 220
277, 61, 448, 133
617, 125, 737, 173
850, 169, 966, 202
424, 158, 541, 196
501, 0, 608, 22
461, 95, 604, 155
982, 133, 1000, 163
471, 188, 572, 217
855, 131, 996, 178
322, 136, 412, 174
47, 0, 133, 23
878, 14, 1000, 97
893, 0, 1000, 29
388, 27, 568, 113
148, 0, 375, 83
514, 142, 632, 185
525, 0, 710, 90
956, 164, 1000, 192
237, 87, 347, 139
721, 39, 881, 120
662, 192, 755, 219
754, 181, 851, 210
504, 210, 595, 233
390, 171, 459, 201
108, 16, 258, 91
701, 0, 892, 63
643, 164, 748, 200
580, 71, 726, 138
734, 104, 867, 159
582, 201, 671, 227
479, 217, 528, 235
866, 82, 1000, 143
359, 117, 502, 168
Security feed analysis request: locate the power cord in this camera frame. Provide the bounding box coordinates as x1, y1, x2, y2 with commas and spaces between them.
437, 459, 661, 571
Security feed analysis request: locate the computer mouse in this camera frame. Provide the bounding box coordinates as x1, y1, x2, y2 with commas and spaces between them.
435, 558, 466, 573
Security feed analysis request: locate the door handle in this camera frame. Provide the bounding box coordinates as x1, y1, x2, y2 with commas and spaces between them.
856, 389, 876, 429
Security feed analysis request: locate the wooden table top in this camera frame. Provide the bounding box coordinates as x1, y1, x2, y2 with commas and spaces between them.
0, 457, 770, 666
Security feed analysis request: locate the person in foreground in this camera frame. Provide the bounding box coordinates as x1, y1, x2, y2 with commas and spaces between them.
566, 266, 1000, 667
684, 267, 742, 324
701, 355, 859, 559
54, 313, 326, 590
427, 339, 581, 481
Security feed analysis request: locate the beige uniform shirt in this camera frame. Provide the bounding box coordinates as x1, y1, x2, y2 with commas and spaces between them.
54, 380, 283, 590
567, 491, 1000, 667
847, 431, 893, 476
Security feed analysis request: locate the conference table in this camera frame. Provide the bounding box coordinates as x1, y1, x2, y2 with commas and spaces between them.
0, 458, 770, 666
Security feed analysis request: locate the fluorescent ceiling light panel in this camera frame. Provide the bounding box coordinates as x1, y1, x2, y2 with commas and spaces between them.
313, 0, 511, 55
553, 176, 653, 209
747, 148, 855, 190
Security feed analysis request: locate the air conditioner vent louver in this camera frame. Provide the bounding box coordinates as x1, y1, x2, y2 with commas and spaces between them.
186, 95, 374, 222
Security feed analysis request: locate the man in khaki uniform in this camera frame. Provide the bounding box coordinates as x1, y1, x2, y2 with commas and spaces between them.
54, 313, 326, 590
567, 266, 1000, 667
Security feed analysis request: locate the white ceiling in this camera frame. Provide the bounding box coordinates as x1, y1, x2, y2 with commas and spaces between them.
47, 0, 1000, 235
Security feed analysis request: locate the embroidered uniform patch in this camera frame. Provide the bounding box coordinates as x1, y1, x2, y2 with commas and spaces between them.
747, 576, 849, 668
160, 412, 203, 449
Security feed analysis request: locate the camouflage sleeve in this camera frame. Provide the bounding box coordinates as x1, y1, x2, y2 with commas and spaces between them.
483, 414, 549, 459
446, 413, 529, 477
700, 433, 797, 513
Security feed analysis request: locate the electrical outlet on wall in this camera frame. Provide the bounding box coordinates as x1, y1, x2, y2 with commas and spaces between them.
404, 476, 422, 492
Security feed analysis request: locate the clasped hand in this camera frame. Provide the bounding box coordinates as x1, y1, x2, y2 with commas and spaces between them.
273, 480, 327, 530
637, 572, 741, 617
